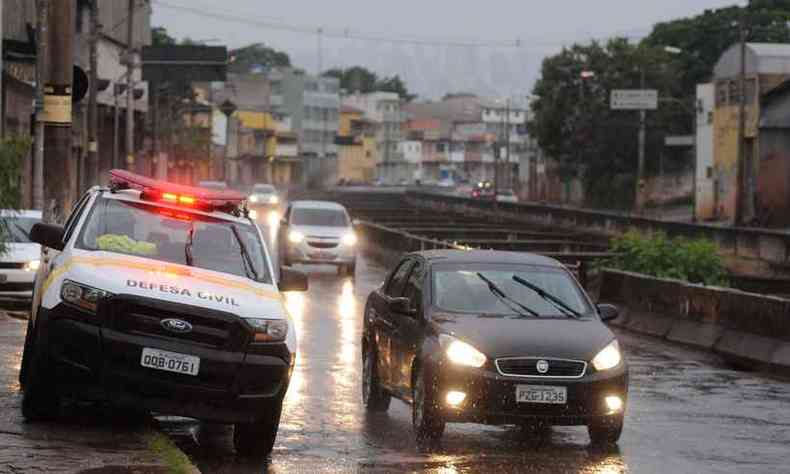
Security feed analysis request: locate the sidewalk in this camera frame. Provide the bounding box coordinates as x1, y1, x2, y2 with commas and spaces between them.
0, 312, 198, 473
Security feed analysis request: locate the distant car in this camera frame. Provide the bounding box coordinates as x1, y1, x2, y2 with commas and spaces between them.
437, 179, 456, 188
197, 181, 228, 191
362, 250, 627, 445
496, 190, 519, 203
0, 210, 42, 303
278, 201, 357, 276
471, 181, 495, 199
248, 184, 280, 207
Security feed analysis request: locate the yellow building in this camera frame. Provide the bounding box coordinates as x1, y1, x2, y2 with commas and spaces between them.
711, 43, 790, 223
232, 111, 301, 186
336, 106, 376, 183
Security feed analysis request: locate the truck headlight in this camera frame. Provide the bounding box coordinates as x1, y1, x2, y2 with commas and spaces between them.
247, 318, 288, 342
24, 260, 41, 272
341, 232, 357, 246
288, 231, 304, 243
439, 334, 486, 368
61, 280, 112, 313
592, 340, 622, 371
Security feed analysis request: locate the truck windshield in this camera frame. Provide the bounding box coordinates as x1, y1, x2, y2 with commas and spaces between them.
76, 197, 271, 283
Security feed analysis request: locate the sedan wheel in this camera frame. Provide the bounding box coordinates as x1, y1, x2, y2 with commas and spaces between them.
412, 366, 445, 442
362, 345, 390, 412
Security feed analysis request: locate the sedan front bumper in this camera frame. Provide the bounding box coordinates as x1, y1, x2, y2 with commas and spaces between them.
425, 358, 628, 426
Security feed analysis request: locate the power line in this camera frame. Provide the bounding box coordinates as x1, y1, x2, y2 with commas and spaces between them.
152, 0, 519, 48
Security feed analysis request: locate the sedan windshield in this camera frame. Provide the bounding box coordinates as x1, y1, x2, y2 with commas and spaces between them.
77, 197, 271, 283
0, 216, 40, 243
291, 208, 348, 227
433, 263, 591, 316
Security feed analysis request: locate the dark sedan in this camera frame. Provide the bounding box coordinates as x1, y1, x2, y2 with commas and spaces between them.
361, 250, 627, 444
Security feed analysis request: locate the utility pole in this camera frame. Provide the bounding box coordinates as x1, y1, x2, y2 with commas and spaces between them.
734, 16, 747, 226
635, 66, 647, 215
505, 98, 511, 191
125, 0, 135, 171
0, 0, 4, 138
42, 0, 75, 223
86, 0, 99, 185
32, 0, 48, 210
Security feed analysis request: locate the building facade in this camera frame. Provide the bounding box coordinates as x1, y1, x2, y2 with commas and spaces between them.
269, 68, 340, 187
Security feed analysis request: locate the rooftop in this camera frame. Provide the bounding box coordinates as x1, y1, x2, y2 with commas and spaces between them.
714, 43, 790, 79
414, 249, 564, 267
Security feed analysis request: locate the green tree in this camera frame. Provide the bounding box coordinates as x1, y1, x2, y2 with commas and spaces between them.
0, 136, 32, 255
152, 26, 176, 46
229, 43, 291, 74
323, 66, 415, 100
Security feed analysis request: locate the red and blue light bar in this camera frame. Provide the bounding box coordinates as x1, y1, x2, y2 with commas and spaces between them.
109, 169, 246, 212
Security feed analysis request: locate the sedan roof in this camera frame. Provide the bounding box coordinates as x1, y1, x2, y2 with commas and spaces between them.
413, 249, 564, 268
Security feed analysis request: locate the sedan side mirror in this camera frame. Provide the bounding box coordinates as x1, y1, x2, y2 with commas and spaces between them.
597, 303, 619, 322
388, 297, 416, 317
30, 223, 65, 251
279, 267, 308, 292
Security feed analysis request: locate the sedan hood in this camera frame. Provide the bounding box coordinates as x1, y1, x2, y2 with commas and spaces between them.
431, 313, 615, 361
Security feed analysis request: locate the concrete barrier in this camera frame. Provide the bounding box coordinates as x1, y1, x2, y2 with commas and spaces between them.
406, 191, 790, 277
600, 269, 790, 374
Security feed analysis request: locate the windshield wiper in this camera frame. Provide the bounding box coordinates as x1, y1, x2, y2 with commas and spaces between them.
230, 224, 259, 281
185, 221, 195, 267
476, 273, 540, 317
512, 275, 581, 319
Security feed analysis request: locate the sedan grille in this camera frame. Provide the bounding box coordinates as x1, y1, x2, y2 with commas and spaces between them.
495, 357, 587, 378
308, 241, 338, 249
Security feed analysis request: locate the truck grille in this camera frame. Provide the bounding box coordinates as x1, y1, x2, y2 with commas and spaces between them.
111, 300, 248, 350
495, 357, 586, 378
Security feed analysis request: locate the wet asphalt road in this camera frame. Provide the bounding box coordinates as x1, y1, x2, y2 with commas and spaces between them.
160, 229, 790, 474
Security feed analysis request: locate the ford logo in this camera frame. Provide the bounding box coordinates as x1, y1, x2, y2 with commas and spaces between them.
536, 359, 550, 374
161, 318, 193, 334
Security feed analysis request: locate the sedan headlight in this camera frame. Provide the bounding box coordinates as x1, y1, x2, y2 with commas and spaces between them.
592, 340, 622, 371
61, 280, 112, 313
247, 318, 288, 342
249, 195, 259, 203
439, 334, 486, 368
288, 231, 304, 243
341, 232, 357, 246
269, 195, 279, 204
24, 259, 41, 272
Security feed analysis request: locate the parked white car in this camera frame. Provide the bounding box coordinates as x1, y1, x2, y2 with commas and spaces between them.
496, 190, 519, 203
0, 210, 42, 303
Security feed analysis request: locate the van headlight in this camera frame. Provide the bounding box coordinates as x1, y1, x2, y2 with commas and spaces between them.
288, 231, 304, 243
247, 318, 288, 342
249, 195, 259, 203
61, 280, 112, 313
24, 260, 40, 272
341, 232, 357, 246
439, 334, 486, 368
269, 195, 279, 204
592, 340, 622, 371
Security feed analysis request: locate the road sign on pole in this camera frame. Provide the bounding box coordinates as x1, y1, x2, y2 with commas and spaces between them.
610, 89, 658, 110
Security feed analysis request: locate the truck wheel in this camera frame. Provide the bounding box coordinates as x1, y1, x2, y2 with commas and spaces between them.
362, 345, 390, 412
19, 317, 35, 388
234, 406, 283, 458
21, 355, 60, 421
412, 365, 445, 442
587, 416, 624, 446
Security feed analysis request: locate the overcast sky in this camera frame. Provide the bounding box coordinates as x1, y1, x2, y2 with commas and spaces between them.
152, 0, 746, 99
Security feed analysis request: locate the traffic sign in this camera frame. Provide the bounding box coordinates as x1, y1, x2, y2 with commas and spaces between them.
610, 89, 658, 110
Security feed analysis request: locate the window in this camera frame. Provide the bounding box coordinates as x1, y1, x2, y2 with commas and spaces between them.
716, 82, 728, 107
77, 198, 271, 283
0, 214, 41, 243
403, 260, 424, 312
385, 259, 414, 297
63, 191, 95, 243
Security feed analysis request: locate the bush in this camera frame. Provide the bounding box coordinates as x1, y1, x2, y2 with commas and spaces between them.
0, 135, 32, 255
605, 230, 727, 286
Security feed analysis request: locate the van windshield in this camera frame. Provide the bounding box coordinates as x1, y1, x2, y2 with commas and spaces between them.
76, 197, 271, 283
0, 215, 41, 243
